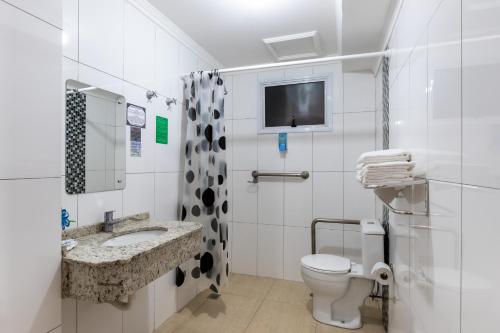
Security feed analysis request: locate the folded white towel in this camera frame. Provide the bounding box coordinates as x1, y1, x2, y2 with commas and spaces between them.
356, 161, 416, 172
357, 160, 415, 186
357, 149, 410, 165
357, 170, 412, 180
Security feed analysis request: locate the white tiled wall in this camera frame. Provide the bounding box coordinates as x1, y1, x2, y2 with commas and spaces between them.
59, 1, 221, 332
226, 63, 377, 281
0, 1, 62, 332
379, 0, 500, 331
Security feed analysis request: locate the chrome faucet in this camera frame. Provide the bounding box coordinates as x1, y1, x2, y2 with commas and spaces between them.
103, 211, 124, 233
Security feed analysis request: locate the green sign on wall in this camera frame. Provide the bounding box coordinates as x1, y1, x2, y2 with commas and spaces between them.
156, 116, 168, 144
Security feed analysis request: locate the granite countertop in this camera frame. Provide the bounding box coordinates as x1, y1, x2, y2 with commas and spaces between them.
62, 213, 202, 303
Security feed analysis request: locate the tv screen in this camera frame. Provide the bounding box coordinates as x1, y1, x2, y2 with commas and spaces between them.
264, 80, 325, 128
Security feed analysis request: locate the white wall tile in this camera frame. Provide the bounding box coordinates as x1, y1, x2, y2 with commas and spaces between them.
232, 222, 258, 275
313, 62, 343, 114
389, 61, 410, 149
427, 0, 461, 183
78, 64, 124, 96
462, 185, 500, 333
258, 134, 285, 172
257, 69, 285, 82
258, 177, 283, 226
5, 0, 62, 28
154, 102, 182, 173
343, 112, 375, 171
79, 0, 124, 78
312, 172, 343, 219
178, 46, 197, 82
343, 73, 375, 113
124, 3, 155, 89
0, 178, 61, 333
284, 132, 313, 172
285, 66, 313, 78
124, 83, 155, 173
411, 181, 461, 333
154, 270, 177, 329
63, 0, 78, 60
0, 4, 61, 179
154, 172, 180, 220
155, 28, 179, 97
284, 226, 311, 282
257, 224, 284, 279
388, 214, 411, 333
61, 176, 78, 229
316, 227, 343, 256
232, 72, 258, 119
312, 114, 343, 172
77, 190, 123, 226
462, 0, 500, 189
226, 64, 373, 284
123, 283, 155, 333
344, 172, 375, 220
343, 231, 362, 263
232, 171, 258, 223
77, 301, 122, 333
232, 119, 258, 170
123, 173, 155, 216
284, 177, 312, 228
408, 34, 428, 177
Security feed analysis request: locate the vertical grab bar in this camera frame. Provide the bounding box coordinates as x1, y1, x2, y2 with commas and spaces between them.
311, 218, 361, 254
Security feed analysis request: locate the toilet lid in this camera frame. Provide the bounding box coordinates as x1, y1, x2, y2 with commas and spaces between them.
301, 254, 351, 273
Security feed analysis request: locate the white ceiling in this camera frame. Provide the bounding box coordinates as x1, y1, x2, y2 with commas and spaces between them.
342, 0, 394, 71
148, 0, 394, 71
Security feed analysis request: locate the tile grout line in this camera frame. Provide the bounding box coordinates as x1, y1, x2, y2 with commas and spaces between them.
242, 279, 276, 332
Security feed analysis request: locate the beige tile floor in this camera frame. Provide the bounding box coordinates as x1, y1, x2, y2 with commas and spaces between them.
156, 274, 385, 333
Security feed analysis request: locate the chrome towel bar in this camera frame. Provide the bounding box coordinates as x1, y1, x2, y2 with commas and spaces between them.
249, 170, 309, 183
311, 218, 360, 254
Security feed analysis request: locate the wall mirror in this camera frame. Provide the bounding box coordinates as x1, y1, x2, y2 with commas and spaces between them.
65, 80, 126, 194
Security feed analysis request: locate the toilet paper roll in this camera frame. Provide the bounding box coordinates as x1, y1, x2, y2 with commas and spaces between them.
371, 262, 393, 285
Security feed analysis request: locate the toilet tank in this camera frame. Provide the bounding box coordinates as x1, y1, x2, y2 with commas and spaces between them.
361, 219, 385, 274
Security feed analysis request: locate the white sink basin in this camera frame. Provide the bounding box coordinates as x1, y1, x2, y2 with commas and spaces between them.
102, 229, 167, 247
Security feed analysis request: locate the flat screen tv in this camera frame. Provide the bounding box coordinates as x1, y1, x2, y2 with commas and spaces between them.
259, 75, 332, 133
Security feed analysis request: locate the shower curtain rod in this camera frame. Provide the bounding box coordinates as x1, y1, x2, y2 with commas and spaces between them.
180, 50, 390, 77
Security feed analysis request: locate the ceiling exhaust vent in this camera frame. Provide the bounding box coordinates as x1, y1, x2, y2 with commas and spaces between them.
263, 31, 323, 62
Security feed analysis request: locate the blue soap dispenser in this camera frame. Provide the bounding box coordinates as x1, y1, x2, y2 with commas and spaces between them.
278, 132, 287, 152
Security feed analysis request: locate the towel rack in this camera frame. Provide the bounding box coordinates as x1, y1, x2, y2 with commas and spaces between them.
249, 170, 309, 183
363, 178, 429, 216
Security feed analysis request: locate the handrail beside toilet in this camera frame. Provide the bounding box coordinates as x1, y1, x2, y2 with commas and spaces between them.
311, 218, 360, 254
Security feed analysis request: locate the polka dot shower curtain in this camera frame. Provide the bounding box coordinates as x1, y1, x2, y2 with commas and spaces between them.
177, 71, 229, 294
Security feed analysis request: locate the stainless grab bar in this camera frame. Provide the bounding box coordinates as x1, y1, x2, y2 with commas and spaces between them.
249, 170, 309, 183
311, 218, 360, 254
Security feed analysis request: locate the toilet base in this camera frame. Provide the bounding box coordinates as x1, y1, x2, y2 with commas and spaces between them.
310, 277, 373, 330
312, 295, 362, 329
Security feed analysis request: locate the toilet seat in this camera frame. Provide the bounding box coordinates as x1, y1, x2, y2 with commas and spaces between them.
301, 254, 351, 274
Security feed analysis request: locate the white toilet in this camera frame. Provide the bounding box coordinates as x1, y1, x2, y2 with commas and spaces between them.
301, 219, 385, 329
